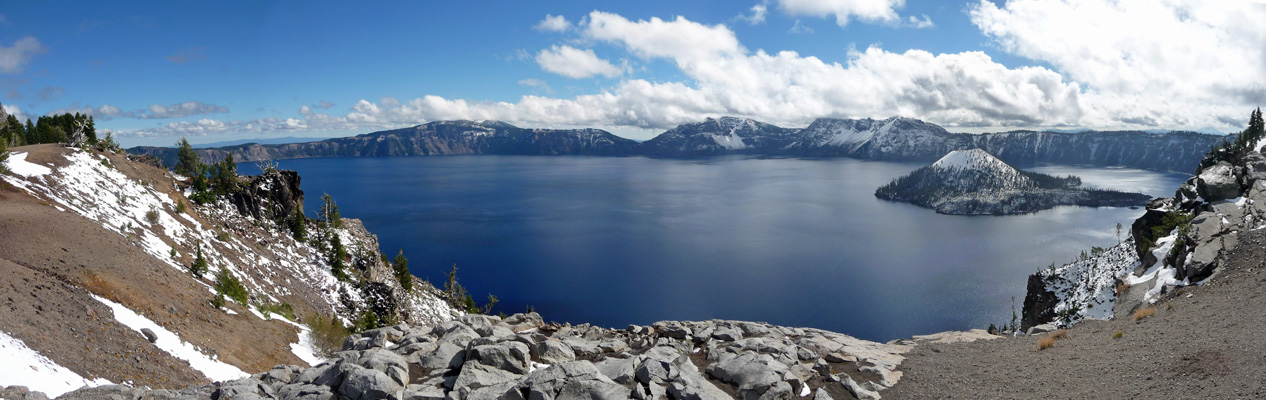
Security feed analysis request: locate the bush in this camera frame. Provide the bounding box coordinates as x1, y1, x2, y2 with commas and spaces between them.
256, 300, 295, 321
1037, 336, 1055, 350
145, 207, 160, 225
1050, 329, 1068, 340
305, 315, 351, 359
211, 293, 226, 309
216, 229, 231, 242
1132, 307, 1156, 321
175, 201, 187, 214
1112, 330, 1124, 339
214, 268, 249, 306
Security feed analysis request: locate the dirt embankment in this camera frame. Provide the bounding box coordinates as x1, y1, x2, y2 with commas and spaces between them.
886, 229, 1266, 399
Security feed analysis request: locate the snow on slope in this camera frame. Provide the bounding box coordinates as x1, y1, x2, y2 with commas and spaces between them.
4, 152, 52, 178
1039, 238, 1140, 324
93, 295, 248, 381
0, 330, 112, 397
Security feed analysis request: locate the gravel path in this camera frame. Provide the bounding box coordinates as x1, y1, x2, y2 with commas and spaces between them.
886, 229, 1266, 399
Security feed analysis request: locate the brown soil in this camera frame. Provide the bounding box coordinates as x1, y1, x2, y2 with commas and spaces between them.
886, 229, 1266, 399
0, 145, 309, 388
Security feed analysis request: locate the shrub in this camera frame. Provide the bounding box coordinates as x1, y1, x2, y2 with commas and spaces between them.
1133, 307, 1156, 321
175, 201, 187, 214
145, 207, 160, 225
216, 229, 231, 242
256, 300, 296, 321
306, 315, 351, 359
214, 268, 249, 306
189, 244, 208, 278
1050, 329, 1068, 340
1112, 330, 1124, 339
1037, 336, 1055, 350
211, 293, 226, 309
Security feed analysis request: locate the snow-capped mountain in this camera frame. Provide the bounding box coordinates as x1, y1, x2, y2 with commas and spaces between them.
788, 116, 964, 160
639, 116, 798, 156
875, 149, 1151, 215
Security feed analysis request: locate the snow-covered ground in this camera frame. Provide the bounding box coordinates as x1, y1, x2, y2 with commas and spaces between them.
0, 330, 113, 397
1039, 238, 1140, 324
93, 295, 248, 381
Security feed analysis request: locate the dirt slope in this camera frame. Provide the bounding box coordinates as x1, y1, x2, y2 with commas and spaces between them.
886, 229, 1266, 399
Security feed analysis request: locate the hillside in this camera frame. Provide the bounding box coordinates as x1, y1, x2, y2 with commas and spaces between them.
0, 144, 458, 396
128, 117, 1228, 174
875, 149, 1151, 215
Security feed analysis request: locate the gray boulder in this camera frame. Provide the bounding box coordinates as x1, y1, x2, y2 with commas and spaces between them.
469, 342, 531, 374
417, 341, 467, 369
339, 367, 403, 400
1197, 161, 1241, 201
452, 362, 522, 390
533, 341, 577, 364
706, 352, 790, 400
553, 381, 630, 400
140, 328, 159, 343
276, 384, 336, 400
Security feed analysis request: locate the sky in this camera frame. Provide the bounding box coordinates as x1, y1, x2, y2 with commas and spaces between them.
0, 0, 1264, 147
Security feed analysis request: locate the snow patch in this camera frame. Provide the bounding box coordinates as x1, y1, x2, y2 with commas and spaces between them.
0, 330, 112, 397
92, 295, 248, 381
4, 152, 53, 178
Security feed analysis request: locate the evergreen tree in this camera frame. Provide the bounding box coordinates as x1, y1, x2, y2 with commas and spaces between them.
23, 120, 34, 146
190, 243, 208, 278
210, 154, 239, 196
329, 231, 349, 281
6, 115, 23, 146
0, 137, 10, 175
85, 115, 97, 144
392, 250, 413, 292
318, 193, 342, 229
174, 137, 201, 177
290, 209, 308, 242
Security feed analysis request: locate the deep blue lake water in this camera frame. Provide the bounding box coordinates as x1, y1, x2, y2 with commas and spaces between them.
245, 156, 1186, 342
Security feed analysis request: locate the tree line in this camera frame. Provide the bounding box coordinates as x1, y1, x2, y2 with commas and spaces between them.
0, 100, 98, 147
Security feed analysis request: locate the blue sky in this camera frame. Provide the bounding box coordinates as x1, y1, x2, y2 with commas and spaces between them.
1, 1, 1262, 146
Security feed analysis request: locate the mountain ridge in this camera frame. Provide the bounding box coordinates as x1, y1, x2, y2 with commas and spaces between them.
128, 117, 1229, 174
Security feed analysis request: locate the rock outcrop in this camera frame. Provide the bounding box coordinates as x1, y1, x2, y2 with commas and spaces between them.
227, 169, 304, 227
875, 149, 1151, 215
47, 314, 927, 400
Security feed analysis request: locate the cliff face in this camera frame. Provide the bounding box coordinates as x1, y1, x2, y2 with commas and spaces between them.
128, 117, 1228, 174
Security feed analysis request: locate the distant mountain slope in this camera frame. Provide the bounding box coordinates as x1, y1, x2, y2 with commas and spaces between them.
876, 149, 1151, 215
640, 116, 798, 156
131, 120, 640, 165
129, 117, 1229, 173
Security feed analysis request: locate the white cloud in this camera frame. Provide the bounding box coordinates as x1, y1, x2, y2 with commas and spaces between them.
0, 37, 46, 74
534, 14, 570, 32
518, 78, 553, 93
50, 101, 228, 120
735, 2, 769, 25
777, 0, 904, 26
585, 11, 743, 61
789, 20, 815, 34
906, 14, 933, 29
535, 45, 624, 79
970, 0, 1266, 126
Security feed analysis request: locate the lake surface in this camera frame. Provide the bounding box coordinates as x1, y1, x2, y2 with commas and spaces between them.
245, 156, 1187, 342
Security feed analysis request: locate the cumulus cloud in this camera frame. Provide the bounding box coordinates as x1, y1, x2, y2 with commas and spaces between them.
970, 0, 1266, 127
534, 14, 570, 32
115, 5, 1265, 138
166, 46, 206, 65
535, 45, 624, 79
0, 37, 46, 74
906, 14, 933, 29
777, 0, 905, 26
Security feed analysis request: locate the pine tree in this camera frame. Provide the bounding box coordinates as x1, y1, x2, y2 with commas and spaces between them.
175, 137, 201, 177
190, 243, 208, 278
290, 209, 308, 242
329, 232, 349, 281
392, 250, 412, 292
0, 137, 10, 175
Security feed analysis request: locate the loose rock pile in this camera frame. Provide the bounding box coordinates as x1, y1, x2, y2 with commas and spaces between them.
37, 313, 916, 400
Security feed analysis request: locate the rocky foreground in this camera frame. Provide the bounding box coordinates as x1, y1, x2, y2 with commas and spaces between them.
2, 314, 1002, 400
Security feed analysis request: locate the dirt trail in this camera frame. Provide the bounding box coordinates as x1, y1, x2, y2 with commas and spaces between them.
886, 229, 1266, 399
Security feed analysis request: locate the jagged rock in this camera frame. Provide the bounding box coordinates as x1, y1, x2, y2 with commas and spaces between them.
401, 384, 446, 400
56, 385, 146, 400
668, 356, 733, 400
459, 381, 526, 400
594, 356, 641, 384
636, 358, 677, 384
339, 365, 403, 400
522, 361, 619, 400
1242, 152, 1266, 185
653, 321, 692, 340
812, 388, 834, 400
712, 326, 743, 342
1026, 323, 1058, 335
1197, 161, 1241, 201
228, 169, 304, 226
840, 374, 881, 400
534, 340, 577, 364
214, 378, 267, 399
0, 386, 49, 400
